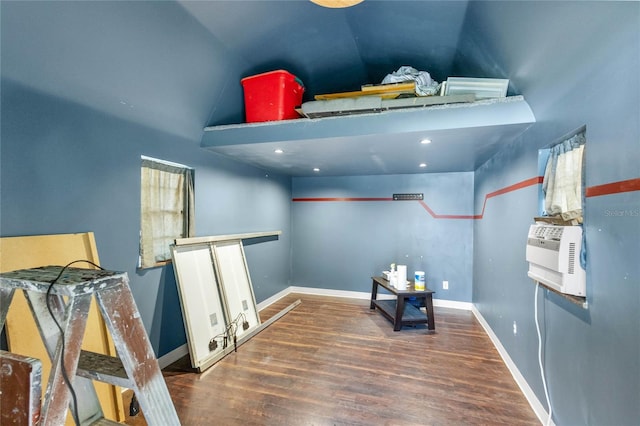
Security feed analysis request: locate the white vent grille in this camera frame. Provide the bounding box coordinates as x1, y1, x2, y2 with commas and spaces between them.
568, 243, 576, 274
532, 225, 564, 240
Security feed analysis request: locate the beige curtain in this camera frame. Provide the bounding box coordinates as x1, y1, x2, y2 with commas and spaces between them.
140, 159, 194, 268
543, 132, 585, 221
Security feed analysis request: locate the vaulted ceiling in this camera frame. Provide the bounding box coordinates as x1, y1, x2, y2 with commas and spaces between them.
180, 0, 471, 98
2, 1, 557, 176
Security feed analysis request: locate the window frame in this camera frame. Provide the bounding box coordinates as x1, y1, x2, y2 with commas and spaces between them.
540, 126, 586, 223
139, 156, 195, 269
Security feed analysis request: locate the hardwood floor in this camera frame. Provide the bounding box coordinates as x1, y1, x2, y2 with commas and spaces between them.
126, 294, 539, 425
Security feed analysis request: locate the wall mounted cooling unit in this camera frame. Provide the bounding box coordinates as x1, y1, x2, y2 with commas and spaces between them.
526, 224, 586, 297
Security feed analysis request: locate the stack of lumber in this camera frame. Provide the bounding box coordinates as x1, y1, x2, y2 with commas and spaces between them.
314, 81, 418, 100
301, 81, 475, 118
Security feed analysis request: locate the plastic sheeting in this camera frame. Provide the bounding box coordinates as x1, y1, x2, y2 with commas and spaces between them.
381, 66, 440, 96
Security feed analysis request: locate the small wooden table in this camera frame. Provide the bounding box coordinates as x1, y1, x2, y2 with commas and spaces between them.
370, 276, 435, 331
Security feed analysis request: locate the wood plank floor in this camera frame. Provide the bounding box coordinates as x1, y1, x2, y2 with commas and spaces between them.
126, 294, 539, 425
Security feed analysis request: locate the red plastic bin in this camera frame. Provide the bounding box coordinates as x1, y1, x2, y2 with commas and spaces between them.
241, 70, 305, 123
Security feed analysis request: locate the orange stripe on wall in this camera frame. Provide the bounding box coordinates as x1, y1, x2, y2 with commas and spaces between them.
292, 176, 640, 219
475, 176, 543, 219
292, 178, 543, 220
585, 178, 640, 198
291, 197, 393, 202
485, 176, 544, 199
417, 200, 479, 219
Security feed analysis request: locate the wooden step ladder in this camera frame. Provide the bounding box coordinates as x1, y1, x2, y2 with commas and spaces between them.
0, 266, 180, 426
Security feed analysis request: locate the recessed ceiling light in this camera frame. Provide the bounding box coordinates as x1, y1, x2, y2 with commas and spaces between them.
419, 163, 427, 168
313, 167, 320, 172
420, 138, 432, 144
274, 149, 284, 154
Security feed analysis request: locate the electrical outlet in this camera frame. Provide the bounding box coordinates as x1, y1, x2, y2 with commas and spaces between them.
443, 280, 449, 290
513, 321, 518, 335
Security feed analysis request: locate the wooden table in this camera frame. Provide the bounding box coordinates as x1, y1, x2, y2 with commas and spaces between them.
370, 276, 435, 331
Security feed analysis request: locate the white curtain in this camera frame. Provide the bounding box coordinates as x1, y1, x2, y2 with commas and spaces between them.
543, 132, 586, 221
140, 160, 194, 268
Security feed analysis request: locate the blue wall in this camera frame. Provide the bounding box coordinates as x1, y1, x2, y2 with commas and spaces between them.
463, 2, 640, 425
291, 173, 474, 302
2, 2, 639, 424
0, 79, 292, 357
0, 1, 246, 139
0, 0, 291, 358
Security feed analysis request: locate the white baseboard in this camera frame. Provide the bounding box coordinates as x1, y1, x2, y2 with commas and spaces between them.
256, 287, 293, 310
158, 343, 188, 369
432, 298, 473, 310
471, 306, 552, 426
261, 285, 473, 310
288, 285, 392, 301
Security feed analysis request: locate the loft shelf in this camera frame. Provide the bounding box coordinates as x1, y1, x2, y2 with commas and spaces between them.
200, 96, 536, 177
203, 96, 533, 145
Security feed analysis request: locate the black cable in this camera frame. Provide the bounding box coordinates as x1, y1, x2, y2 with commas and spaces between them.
129, 392, 140, 417
209, 312, 249, 353
45, 260, 104, 426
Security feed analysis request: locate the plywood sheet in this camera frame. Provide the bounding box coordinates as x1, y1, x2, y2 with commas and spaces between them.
0, 350, 42, 425
0, 233, 124, 423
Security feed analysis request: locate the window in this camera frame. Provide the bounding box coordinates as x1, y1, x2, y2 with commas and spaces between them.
140, 156, 194, 268
542, 129, 586, 223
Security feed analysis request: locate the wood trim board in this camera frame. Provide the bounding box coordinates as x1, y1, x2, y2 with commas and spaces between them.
174, 230, 281, 246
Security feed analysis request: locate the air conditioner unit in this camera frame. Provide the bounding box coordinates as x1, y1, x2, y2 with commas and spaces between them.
526, 224, 586, 296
